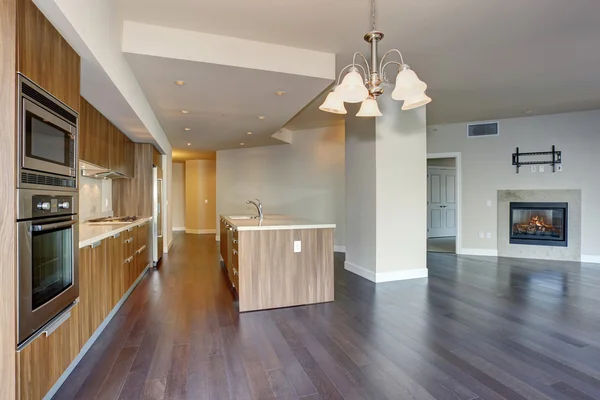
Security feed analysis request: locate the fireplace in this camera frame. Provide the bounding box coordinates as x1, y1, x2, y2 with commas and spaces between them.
510, 202, 568, 247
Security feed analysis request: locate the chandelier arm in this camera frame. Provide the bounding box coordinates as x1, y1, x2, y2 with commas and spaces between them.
352, 52, 371, 78
336, 63, 368, 87
378, 49, 405, 75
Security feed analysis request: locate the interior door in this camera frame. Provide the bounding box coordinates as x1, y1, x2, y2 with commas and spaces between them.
427, 167, 457, 238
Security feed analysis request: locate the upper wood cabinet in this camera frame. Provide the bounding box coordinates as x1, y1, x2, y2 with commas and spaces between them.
79, 97, 110, 168
79, 96, 134, 177
17, 0, 80, 111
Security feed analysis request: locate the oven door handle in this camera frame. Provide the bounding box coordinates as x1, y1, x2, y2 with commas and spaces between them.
32, 220, 77, 232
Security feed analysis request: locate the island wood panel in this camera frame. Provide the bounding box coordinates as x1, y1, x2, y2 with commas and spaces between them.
78, 241, 107, 345
79, 97, 110, 168
16, 0, 80, 111
17, 304, 81, 400
237, 228, 334, 312
0, 0, 17, 397
112, 143, 153, 217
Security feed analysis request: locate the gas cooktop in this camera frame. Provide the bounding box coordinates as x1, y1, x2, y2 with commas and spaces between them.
86, 216, 141, 225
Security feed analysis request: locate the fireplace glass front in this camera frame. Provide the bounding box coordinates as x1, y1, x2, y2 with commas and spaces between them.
510, 202, 567, 247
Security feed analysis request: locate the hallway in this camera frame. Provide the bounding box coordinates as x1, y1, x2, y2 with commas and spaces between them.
55, 233, 600, 400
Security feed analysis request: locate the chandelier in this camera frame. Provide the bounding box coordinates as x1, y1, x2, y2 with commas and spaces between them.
319, 0, 431, 117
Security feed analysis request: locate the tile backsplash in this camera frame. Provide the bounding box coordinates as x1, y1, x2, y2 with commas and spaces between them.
79, 176, 113, 220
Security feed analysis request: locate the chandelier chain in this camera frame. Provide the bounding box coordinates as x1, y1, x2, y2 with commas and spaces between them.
371, 0, 376, 31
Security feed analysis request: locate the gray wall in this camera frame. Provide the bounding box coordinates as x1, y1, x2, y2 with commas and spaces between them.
216, 126, 346, 246
427, 109, 600, 258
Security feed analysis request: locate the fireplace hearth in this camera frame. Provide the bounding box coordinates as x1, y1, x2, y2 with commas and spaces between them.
510, 202, 568, 247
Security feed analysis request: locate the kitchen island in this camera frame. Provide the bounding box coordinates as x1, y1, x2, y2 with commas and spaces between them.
220, 215, 335, 312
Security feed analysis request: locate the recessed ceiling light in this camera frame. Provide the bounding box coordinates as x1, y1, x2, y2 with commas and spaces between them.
187, 143, 191, 146
258, 116, 266, 120
240, 142, 245, 146
247, 132, 252, 135
175, 80, 186, 86
275, 91, 285, 96
181, 110, 189, 114
184, 127, 191, 131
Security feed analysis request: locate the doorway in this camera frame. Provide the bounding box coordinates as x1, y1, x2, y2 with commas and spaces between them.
427, 153, 462, 254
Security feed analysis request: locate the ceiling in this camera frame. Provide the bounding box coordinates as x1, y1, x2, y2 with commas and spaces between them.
120, 0, 600, 142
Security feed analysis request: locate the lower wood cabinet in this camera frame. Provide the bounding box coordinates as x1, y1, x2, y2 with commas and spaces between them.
17, 304, 80, 400
17, 224, 151, 400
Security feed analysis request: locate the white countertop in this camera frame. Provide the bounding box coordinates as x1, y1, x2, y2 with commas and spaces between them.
79, 217, 152, 248
221, 214, 335, 231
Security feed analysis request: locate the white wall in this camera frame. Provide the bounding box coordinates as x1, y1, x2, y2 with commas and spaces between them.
427, 109, 600, 258
216, 126, 345, 246
172, 162, 185, 229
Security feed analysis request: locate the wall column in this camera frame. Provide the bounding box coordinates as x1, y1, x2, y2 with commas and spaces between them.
345, 97, 428, 282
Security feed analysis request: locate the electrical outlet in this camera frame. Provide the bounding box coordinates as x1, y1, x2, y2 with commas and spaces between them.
479, 231, 485, 239
486, 232, 492, 239
557, 165, 563, 172
486, 199, 492, 207
294, 241, 302, 253
539, 166, 545, 173
531, 166, 537, 173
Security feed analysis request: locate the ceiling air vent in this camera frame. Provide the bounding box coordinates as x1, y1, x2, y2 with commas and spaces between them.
467, 122, 499, 138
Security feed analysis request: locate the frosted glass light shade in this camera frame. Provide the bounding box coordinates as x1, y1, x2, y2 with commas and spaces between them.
356, 97, 382, 117
392, 68, 427, 101
402, 91, 432, 110
336, 68, 369, 103
319, 91, 347, 114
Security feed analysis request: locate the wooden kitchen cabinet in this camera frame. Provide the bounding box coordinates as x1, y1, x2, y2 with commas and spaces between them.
122, 226, 137, 289
78, 240, 107, 345
107, 233, 125, 309
109, 122, 135, 178
121, 133, 135, 178
17, 0, 81, 112
17, 304, 81, 400
135, 221, 150, 275
79, 97, 110, 168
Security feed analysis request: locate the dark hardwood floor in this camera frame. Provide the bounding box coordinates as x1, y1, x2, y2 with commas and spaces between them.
54, 233, 600, 400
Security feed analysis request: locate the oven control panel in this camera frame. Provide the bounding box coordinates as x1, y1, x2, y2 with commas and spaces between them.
33, 195, 74, 218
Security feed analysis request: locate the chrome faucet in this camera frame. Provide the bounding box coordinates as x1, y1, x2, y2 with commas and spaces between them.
246, 198, 263, 219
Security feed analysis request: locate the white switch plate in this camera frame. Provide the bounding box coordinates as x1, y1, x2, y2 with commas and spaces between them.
539, 166, 545, 173
479, 231, 485, 239
486, 232, 492, 239
294, 241, 301, 253
486, 200, 492, 207
531, 166, 537, 173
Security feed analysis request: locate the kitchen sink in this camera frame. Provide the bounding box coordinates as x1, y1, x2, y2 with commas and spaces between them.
227, 215, 260, 220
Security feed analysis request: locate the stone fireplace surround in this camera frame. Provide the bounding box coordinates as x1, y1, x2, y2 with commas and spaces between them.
497, 190, 581, 261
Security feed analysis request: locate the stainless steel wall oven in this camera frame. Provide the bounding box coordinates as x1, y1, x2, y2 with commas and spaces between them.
16, 74, 79, 349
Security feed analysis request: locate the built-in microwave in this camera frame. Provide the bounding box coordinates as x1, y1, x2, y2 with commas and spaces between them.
17, 74, 78, 191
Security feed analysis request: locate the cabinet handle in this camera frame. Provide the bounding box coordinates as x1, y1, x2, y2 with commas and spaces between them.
113, 232, 121, 238
17, 299, 78, 352
90, 240, 102, 249
232, 238, 238, 244
127, 227, 134, 232
125, 256, 134, 263
232, 249, 238, 255
137, 245, 147, 254
233, 267, 238, 276
124, 238, 134, 244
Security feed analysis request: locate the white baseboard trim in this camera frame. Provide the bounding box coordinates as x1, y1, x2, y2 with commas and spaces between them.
165, 239, 173, 253
344, 261, 376, 282
185, 228, 217, 235
43, 263, 151, 400
581, 255, 600, 264
344, 261, 428, 283
173, 227, 186, 232
334, 245, 346, 253
460, 248, 498, 257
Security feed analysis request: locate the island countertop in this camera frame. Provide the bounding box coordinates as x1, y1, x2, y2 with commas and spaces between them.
79, 217, 152, 248
221, 214, 336, 231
